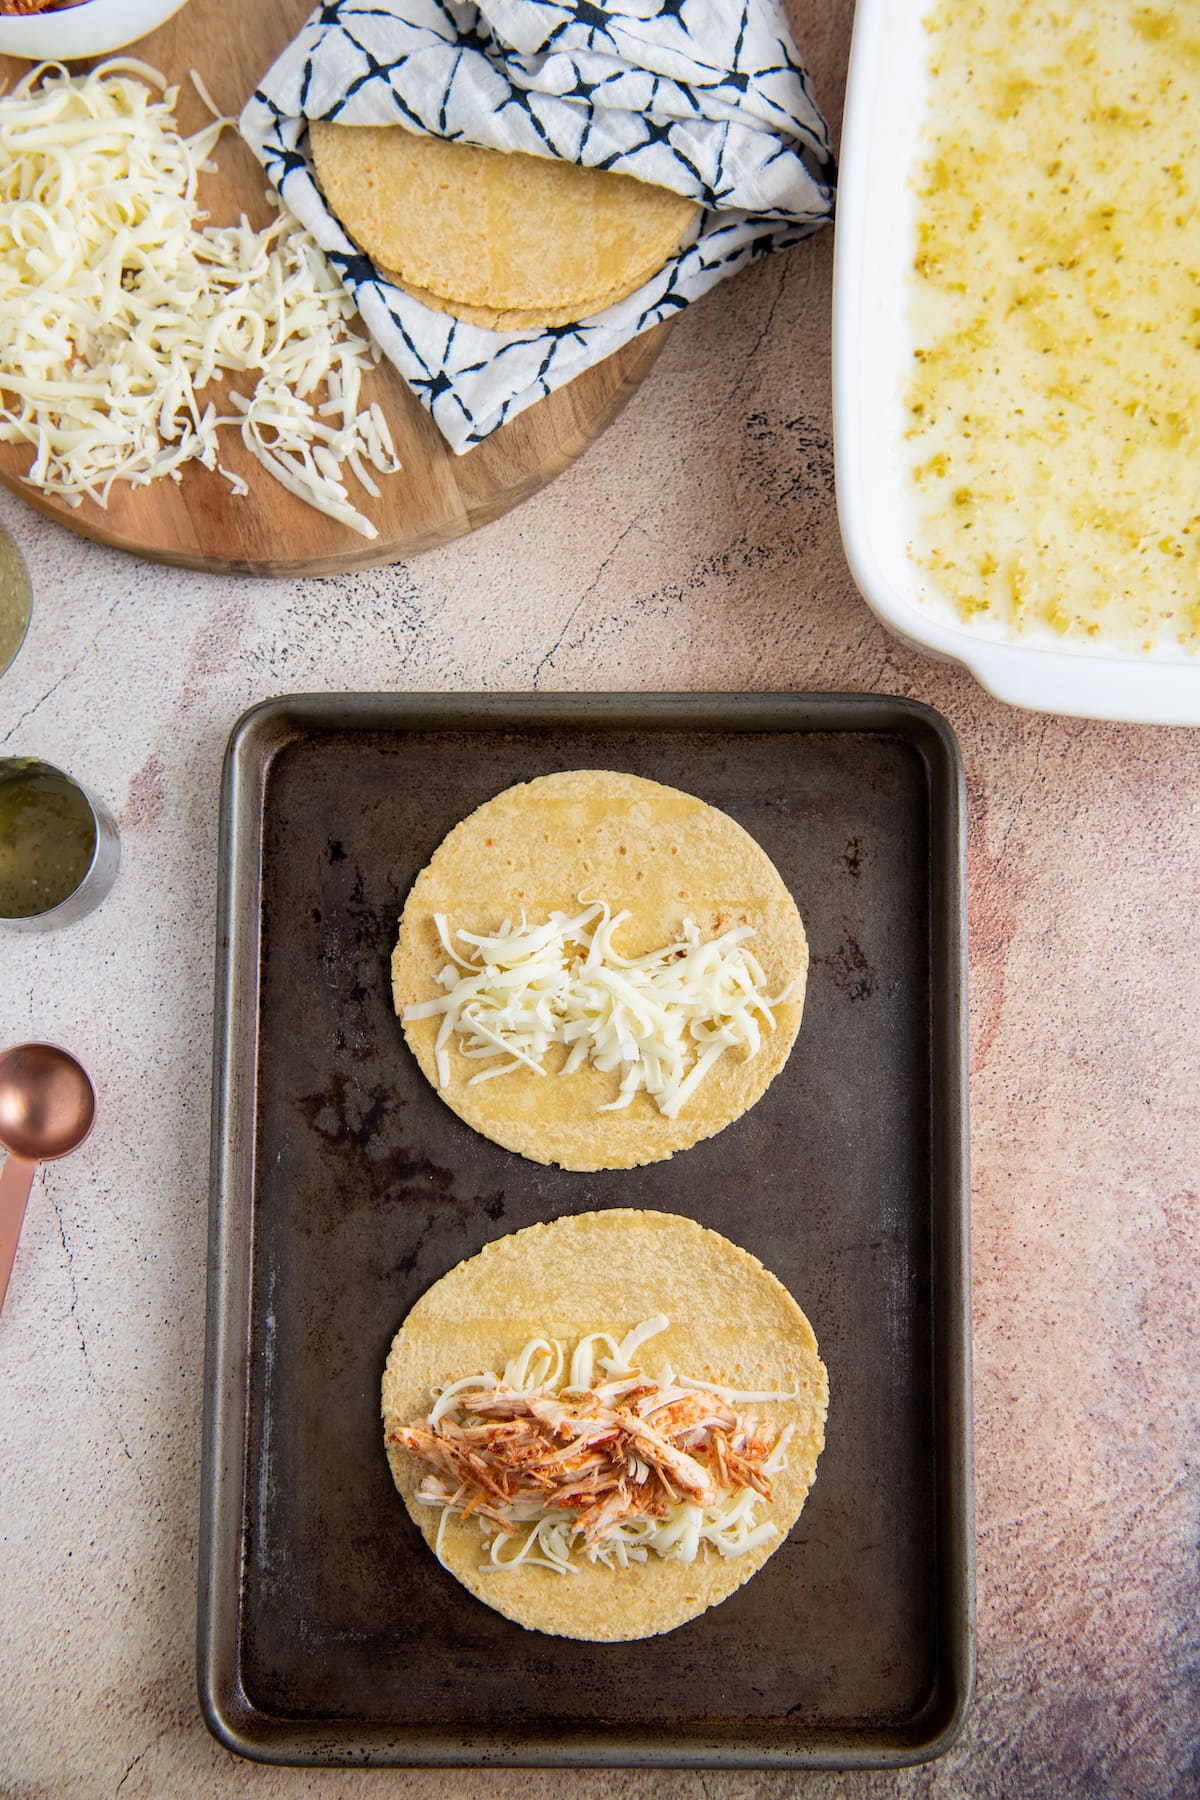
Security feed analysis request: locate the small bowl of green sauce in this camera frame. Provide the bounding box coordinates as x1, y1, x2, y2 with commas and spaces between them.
0, 525, 32, 677
0, 759, 120, 930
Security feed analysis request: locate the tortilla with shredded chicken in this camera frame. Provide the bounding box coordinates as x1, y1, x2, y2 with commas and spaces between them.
382, 1209, 828, 1640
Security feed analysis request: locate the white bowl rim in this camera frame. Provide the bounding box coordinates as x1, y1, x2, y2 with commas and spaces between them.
0, 0, 189, 60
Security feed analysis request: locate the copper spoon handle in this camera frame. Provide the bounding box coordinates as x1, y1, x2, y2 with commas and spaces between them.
0, 1153, 36, 1316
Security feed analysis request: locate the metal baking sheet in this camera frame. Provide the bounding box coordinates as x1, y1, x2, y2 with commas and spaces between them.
198, 691, 973, 1769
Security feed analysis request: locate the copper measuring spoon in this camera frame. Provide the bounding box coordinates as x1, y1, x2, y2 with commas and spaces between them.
0, 1043, 95, 1316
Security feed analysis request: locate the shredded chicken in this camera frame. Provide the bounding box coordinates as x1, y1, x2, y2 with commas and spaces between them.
389, 1372, 777, 1555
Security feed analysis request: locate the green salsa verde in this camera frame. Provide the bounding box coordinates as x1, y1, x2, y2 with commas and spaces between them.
0, 761, 97, 919
0, 526, 31, 676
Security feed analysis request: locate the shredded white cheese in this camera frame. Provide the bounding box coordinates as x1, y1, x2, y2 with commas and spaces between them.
0, 60, 400, 532
402, 900, 792, 1120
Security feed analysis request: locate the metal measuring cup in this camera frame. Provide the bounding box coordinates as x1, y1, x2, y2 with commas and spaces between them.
0, 758, 120, 930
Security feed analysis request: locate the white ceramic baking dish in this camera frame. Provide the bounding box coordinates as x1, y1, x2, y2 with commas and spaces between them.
832, 0, 1200, 727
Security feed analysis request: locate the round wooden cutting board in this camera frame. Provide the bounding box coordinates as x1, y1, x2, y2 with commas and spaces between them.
0, 0, 672, 574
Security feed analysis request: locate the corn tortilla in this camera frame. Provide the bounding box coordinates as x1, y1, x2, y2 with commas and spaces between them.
309, 121, 700, 327
390, 770, 809, 1170
381, 1209, 829, 1641
378, 267, 649, 332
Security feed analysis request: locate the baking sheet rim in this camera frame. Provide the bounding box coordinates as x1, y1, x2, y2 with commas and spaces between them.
196, 688, 975, 1768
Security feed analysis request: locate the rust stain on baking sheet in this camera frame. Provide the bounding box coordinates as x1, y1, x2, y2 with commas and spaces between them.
295, 1080, 417, 1166
824, 932, 876, 1002
293, 1071, 511, 1226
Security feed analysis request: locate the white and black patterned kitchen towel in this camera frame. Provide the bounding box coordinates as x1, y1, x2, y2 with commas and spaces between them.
241, 0, 834, 452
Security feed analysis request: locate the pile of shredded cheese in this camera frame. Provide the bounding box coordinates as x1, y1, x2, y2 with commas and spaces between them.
402, 900, 791, 1120
405, 1317, 798, 1577
0, 60, 399, 533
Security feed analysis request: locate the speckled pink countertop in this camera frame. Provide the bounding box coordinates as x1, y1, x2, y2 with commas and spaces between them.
1, 6, 1197, 1798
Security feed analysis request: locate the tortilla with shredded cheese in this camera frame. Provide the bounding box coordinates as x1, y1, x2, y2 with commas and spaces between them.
390, 770, 809, 1169
382, 1209, 828, 1641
